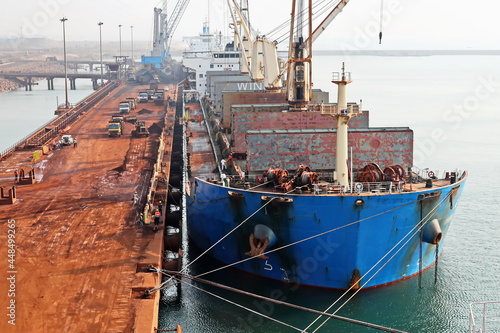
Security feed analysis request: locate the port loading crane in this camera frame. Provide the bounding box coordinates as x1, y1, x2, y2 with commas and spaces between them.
141, 0, 190, 70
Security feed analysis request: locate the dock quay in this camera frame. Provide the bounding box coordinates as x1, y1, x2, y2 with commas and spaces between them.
0, 81, 183, 332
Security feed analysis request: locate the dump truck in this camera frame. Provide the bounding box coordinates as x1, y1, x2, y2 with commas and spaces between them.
111, 113, 125, 123
126, 97, 136, 109
108, 120, 122, 137
153, 89, 164, 106
150, 80, 159, 90
119, 101, 131, 114
137, 91, 148, 103
146, 88, 155, 100
132, 121, 149, 137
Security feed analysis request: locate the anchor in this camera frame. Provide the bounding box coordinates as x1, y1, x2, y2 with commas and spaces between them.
245, 234, 270, 259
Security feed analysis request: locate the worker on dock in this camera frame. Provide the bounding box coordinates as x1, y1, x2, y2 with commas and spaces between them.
73, 138, 78, 147
153, 210, 160, 232
227, 154, 233, 173
139, 213, 144, 227
133, 192, 139, 205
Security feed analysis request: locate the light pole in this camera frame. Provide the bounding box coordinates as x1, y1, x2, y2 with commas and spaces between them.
130, 25, 134, 64
118, 24, 122, 56
98, 22, 104, 86
60, 17, 69, 109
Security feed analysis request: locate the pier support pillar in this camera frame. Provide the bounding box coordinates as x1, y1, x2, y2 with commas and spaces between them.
47, 78, 54, 90
70, 78, 76, 90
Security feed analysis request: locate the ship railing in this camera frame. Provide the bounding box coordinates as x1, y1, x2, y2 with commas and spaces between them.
224, 176, 406, 195
412, 166, 464, 181
311, 181, 404, 195
320, 103, 355, 116
469, 301, 500, 333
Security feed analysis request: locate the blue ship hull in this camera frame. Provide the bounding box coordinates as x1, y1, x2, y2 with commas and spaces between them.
187, 175, 467, 289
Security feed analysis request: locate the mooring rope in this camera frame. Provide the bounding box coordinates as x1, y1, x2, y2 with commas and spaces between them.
165, 272, 306, 332
146, 194, 279, 294
151, 172, 458, 331
157, 269, 411, 333
307, 190, 454, 332
193, 197, 421, 280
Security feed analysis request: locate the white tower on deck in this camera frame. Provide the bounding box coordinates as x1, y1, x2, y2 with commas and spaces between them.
331, 63, 359, 191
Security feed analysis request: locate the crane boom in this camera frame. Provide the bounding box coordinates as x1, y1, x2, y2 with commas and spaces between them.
166, 0, 190, 54
148, 0, 190, 66
286, 0, 350, 110
305, 0, 350, 49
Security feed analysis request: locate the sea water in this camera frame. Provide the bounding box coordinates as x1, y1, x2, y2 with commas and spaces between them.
0, 78, 94, 153
158, 55, 500, 333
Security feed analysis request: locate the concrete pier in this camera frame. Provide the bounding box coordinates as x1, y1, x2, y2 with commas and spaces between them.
0, 81, 180, 332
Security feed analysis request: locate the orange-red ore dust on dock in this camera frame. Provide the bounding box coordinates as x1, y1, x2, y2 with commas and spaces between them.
0, 82, 176, 332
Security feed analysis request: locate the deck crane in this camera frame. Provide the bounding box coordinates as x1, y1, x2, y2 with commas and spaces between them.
280, 0, 350, 108
227, 0, 282, 91
227, 0, 253, 76
142, 0, 190, 69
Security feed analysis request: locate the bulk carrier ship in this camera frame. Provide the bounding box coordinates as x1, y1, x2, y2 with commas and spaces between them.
182, 0, 467, 290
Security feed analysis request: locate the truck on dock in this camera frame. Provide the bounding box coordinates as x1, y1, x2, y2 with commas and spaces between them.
150, 80, 159, 90
146, 88, 155, 100
108, 120, 122, 137
138, 92, 148, 103
132, 121, 149, 137
119, 101, 131, 114
153, 89, 164, 106
126, 97, 136, 110
111, 113, 125, 123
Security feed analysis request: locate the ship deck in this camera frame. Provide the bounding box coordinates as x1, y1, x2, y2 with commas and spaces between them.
0, 83, 177, 332
185, 101, 460, 196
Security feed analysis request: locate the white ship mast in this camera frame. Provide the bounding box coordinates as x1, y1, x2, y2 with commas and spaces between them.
331, 63, 360, 190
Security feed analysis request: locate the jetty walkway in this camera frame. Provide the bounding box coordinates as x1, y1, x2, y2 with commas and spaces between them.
0, 81, 181, 332
0, 61, 65, 92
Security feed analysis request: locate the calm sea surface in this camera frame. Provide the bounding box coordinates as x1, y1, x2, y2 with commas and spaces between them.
0, 78, 94, 152
0, 55, 499, 332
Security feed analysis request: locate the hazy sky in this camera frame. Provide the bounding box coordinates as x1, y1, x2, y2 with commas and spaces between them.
1, 0, 499, 50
